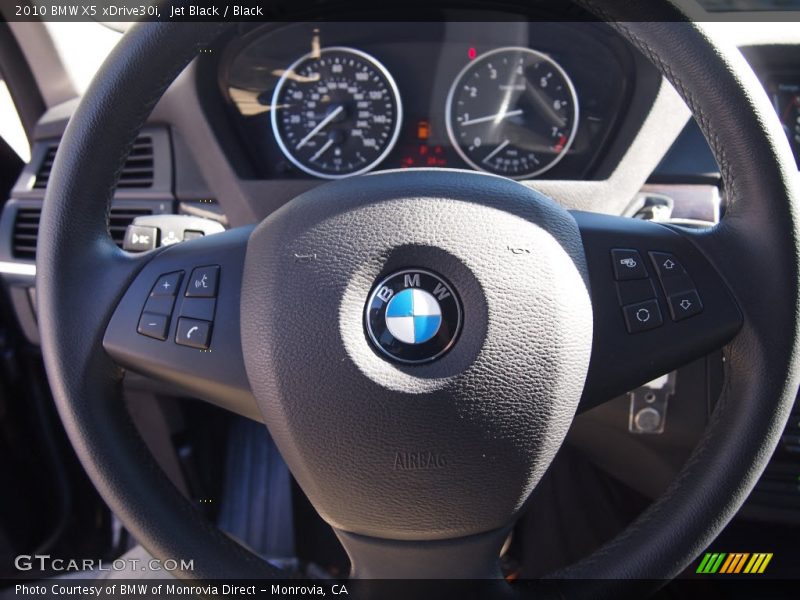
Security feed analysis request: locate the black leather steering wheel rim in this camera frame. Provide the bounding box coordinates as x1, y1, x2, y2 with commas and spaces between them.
36, 3, 800, 592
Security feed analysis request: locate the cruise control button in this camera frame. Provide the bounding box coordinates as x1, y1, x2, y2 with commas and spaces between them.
649, 252, 687, 279
186, 266, 219, 298
622, 299, 663, 334
667, 289, 703, 321
137, 312, 169, 341
175, 317, 212, 349
611, 249, 648, 281
151, 272, 183, 297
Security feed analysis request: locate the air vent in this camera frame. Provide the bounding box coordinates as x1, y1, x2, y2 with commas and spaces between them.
33, 136, 155, 190
32, 146, 57, 189
118, 137, 155, 188
12, 208, 41, 259
108, 207, 154, 246
12, 206, 154, 260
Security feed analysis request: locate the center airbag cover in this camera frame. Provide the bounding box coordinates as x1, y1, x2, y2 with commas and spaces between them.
241, 170, 593, 540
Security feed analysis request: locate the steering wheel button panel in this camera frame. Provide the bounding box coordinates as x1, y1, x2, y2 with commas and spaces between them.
611, 248, 648, 280
622, 299, 664, 333
186, 265, 219, 298
667, 289, 704, 321
137, 312, 169, 341
175, 317, 212, 350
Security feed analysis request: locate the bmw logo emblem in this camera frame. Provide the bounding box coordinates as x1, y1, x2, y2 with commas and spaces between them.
365, 269, 462, 364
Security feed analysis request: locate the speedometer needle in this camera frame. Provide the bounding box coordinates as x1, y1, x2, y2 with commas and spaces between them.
482, 139, 510, 164
461, 109, 523, 127
296, 105, 344, 150
309, 139, 334, 162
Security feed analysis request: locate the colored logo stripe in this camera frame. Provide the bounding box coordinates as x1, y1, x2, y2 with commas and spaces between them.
743, 553, 773, 574
719, 553, 749, 573
697, 553, 726, 574
697, 552, 773, 574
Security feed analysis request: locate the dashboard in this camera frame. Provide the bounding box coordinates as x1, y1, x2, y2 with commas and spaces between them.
217, 22, 636, 181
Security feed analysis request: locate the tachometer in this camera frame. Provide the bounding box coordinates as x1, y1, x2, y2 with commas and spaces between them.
271, 47, 402, 179
446, 47, 579, 179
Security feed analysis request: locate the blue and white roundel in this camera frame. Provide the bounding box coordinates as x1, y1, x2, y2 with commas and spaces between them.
365, 269, 462, 364
385, 288, 442, 344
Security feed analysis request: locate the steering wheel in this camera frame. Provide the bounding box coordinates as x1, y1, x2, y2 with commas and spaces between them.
37, 1, 800, 595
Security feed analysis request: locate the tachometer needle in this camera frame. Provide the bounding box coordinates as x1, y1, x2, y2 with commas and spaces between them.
296, 105, 344, 150
524, 79, 566, 129
309, 138, 334, 162
482, 139, 510, 164
461, 109, 523, 127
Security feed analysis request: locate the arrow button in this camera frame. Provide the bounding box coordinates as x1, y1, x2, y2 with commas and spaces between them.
649, 252, 687, 279
667, 290, 703, 321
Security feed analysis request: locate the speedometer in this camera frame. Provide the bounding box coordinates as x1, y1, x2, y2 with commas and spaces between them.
271, 47, 402, 179
446, 47, 579, 179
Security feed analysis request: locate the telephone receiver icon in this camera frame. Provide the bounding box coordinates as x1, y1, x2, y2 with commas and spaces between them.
186, 326, 199, 339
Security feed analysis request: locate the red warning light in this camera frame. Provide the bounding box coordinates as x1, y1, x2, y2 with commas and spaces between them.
468, 47, 477, 60
553, 134, 568, 153
400, 144, 447, 169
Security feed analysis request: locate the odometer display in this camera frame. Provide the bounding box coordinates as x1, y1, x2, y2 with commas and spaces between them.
271, 47, 402, 178
446, 47, 579, 179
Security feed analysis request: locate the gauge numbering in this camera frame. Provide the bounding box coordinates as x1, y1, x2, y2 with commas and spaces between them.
271, 47, 403, 179
446, 46, 579, 179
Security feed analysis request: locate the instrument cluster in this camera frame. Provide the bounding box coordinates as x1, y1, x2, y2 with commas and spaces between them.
220, 21, 635, 181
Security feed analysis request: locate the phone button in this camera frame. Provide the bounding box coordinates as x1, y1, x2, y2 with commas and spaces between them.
175, 317, 212, 349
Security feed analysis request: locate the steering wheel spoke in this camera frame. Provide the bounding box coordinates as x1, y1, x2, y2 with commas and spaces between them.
575, 211, 743, 411
103, 226, 259, 420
